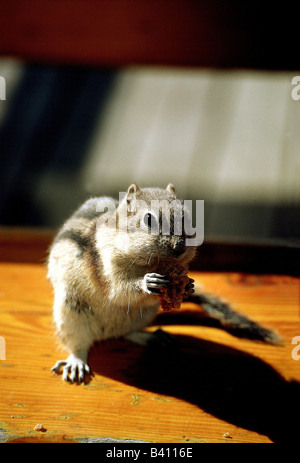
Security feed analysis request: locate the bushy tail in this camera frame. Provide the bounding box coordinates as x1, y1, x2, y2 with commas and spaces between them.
187, 291, 282, 345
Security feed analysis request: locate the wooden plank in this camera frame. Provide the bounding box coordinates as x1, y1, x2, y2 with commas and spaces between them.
211, 72, 290, 204
83, 68, 299, 206
192, 239, 300, 276
0, 227, 299, 275
0, 227, 54, 264
0, 0, 298, 69
0, 262, 299, 443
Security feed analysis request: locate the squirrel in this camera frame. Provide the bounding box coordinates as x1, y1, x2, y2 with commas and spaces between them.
48, 183, 281, 383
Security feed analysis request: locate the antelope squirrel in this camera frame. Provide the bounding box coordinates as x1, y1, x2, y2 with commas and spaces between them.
48, 183, 280, 383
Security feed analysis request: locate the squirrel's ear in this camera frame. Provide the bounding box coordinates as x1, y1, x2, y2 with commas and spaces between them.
127, 183, 140, 199
166, 183, 176, 195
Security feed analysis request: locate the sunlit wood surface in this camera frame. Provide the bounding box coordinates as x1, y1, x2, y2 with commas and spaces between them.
0, 262, 299, 443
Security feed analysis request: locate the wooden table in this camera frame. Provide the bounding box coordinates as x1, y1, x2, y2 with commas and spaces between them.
0, 230, 299, 444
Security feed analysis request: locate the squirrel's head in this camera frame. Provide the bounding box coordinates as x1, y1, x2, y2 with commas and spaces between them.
112, 183, 197, 266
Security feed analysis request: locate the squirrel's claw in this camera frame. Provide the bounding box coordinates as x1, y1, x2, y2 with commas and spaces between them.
143, 273, 169, 295
184, 278, 195, 296
51, 354, 90, 383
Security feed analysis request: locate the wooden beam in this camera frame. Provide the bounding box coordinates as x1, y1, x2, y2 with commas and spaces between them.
0, 227, 299, 275
0, 0, 298, 69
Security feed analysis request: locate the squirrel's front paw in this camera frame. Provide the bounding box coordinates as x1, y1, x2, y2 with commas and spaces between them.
51, 354, 90, 383
143, 273, 169, 295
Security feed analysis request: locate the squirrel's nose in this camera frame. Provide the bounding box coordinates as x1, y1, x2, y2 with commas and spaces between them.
173, 237, 186, 256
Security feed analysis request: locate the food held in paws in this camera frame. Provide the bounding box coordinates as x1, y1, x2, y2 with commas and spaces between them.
159, 264, 190, 311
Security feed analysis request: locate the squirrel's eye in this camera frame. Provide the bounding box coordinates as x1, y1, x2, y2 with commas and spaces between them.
143, 212, 158, 231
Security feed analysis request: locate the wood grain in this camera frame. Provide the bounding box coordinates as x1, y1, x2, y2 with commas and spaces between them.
0, 262, 299, 443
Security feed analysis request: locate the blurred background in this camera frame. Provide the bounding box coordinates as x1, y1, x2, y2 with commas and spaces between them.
0, 0, 299, 249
